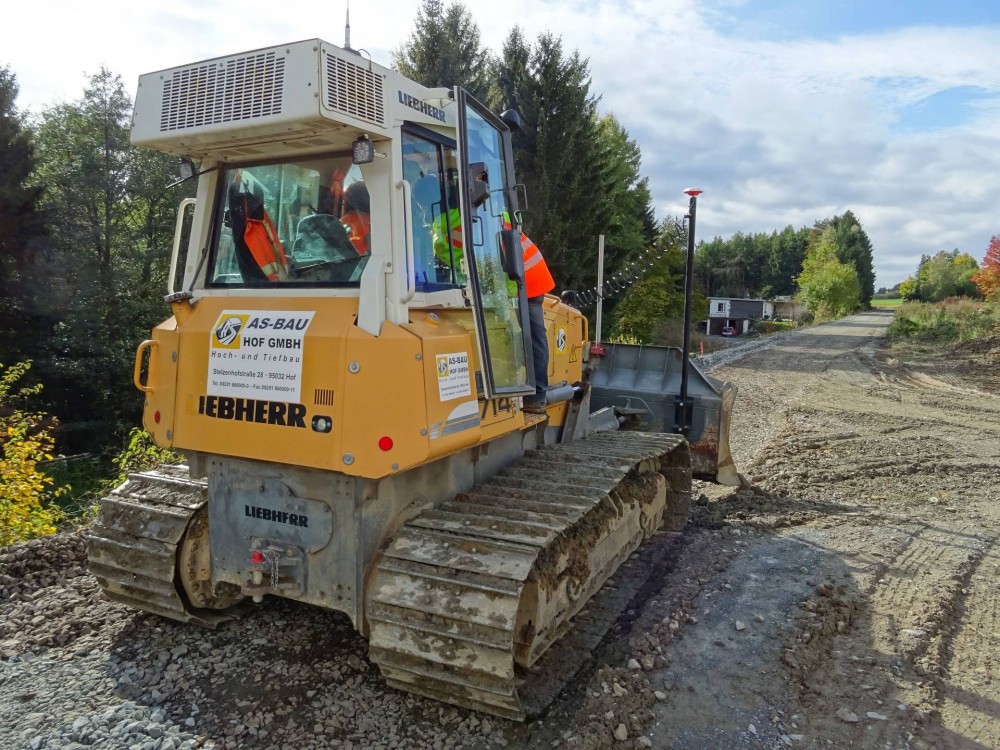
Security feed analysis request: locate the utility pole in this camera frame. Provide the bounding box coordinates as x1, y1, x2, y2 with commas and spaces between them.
595, 234, 605, 345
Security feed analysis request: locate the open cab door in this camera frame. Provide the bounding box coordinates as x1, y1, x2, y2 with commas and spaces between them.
455, 89, 535, 399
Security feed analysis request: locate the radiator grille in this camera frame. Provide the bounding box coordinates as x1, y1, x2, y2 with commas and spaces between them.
324, 56, 384, 126
314, 389, 335, 407
159, 51, 285, 132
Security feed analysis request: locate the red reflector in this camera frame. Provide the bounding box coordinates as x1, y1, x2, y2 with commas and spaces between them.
378, 436, 394, 451
250, 550, 264, 564
154, 411, 161, 423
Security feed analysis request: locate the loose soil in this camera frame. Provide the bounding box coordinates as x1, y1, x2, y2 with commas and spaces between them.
2, 310, 999, 749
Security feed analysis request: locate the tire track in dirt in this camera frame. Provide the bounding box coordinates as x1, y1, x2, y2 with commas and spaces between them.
697, 312, 1000, 749
870, 527, 988, 673
930, 538, 1000, 749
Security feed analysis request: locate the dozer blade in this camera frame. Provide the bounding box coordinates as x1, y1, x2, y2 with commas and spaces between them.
86, 465, 240, 627
588, 342, 741, 486
366, 431, 691, 720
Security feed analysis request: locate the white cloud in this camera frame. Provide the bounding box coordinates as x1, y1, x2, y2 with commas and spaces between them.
3, 0, 998, 286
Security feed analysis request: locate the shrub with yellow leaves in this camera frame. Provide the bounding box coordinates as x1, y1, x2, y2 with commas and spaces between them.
0, 361, 66, 547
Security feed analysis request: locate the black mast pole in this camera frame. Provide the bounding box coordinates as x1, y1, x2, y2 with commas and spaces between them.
677, 187, 702, 436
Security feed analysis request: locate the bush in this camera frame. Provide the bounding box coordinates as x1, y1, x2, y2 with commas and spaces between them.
0, 362, 66, 546
111, 427, 181, 485
888, 298, 1000, 343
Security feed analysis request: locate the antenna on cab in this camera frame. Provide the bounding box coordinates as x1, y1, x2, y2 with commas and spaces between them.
345, 0, 352, 51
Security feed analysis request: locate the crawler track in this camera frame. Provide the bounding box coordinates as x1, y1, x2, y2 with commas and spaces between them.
86, 466, 239, 627
366, 431, 691, 720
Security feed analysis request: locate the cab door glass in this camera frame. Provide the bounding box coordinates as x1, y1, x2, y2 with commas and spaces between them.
460, 96, 531, 395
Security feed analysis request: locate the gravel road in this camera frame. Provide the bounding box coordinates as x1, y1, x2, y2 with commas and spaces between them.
2, 310, 998, 750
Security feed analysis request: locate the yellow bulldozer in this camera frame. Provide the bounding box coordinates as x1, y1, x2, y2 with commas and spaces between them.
86, 38, 738, 720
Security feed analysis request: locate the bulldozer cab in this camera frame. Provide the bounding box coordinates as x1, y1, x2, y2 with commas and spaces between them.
160, 70, 534, 401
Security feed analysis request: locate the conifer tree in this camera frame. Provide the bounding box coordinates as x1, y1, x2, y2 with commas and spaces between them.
494, 30, 634, 294
392, 0, 494, 101
0, 67, 45, 362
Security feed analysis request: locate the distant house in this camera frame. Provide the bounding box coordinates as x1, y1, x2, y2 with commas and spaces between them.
771, 295, 807, 322
707, 297, 775, 336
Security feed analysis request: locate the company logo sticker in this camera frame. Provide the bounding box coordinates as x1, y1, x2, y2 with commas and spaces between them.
556, 328, 567, 353
207, 310, 315, 402
214, 315, 248, 349
436, 352, 471, 401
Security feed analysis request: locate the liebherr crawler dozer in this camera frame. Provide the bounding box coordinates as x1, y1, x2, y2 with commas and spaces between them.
87, 39, 737, 720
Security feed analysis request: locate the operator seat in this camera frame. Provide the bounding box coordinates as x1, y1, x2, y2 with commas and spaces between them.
227, 182, 273, 284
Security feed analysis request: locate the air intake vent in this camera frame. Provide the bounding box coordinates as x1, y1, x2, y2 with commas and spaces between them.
324, 56, 385, 127
314, 389, 335, 406
160, 51, 286, 132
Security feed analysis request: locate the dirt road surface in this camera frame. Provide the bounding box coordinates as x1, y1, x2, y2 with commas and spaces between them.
2, 310, 998, 749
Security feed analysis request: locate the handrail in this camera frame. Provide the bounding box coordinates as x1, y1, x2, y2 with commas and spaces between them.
397, 180, 416, 303
168, 198, 197, 295
134, 340, 157, 393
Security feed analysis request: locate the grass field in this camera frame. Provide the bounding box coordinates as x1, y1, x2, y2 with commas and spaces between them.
871, 298, 905, 308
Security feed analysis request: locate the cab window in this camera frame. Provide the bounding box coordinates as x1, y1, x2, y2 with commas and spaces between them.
401, 130, 463, 292
210, 156, 371, 287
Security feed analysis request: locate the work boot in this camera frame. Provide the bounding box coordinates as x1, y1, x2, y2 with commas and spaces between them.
522, 397, 547, 414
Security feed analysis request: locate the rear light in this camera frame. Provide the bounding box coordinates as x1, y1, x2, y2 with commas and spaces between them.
154, 411, 161, 423
378, 436, 394, 451
250, 550, 264, 564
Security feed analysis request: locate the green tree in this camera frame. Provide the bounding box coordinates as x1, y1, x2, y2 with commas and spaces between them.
495, 30, 646, 295
916, 250, 980, 301
0, 67, 46, 363
900, 250, 980, 302
29, 69, 191, 452
761, 225, 810, 297
811, 211, 875, 306
694, 225, 808, 298
898, 275, 918, 300
901, 254, 931, 300
796, 226, 861, 318
611, 226, 685, 342
392, 0, 495, 101
590, 114, 657, 271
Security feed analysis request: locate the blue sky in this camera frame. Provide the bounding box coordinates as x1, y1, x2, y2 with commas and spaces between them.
714, 0, 999, 40
2, 0, 998, 288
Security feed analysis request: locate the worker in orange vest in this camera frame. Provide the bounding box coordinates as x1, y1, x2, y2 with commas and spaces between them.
520, 233, 556, 413
431, 215, 555, 413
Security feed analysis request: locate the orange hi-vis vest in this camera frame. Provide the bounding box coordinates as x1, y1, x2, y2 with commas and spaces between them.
241, 196, 289, 281
341, 211, 371, 255
521, 234, 555, 298
435, 211, 554, 296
